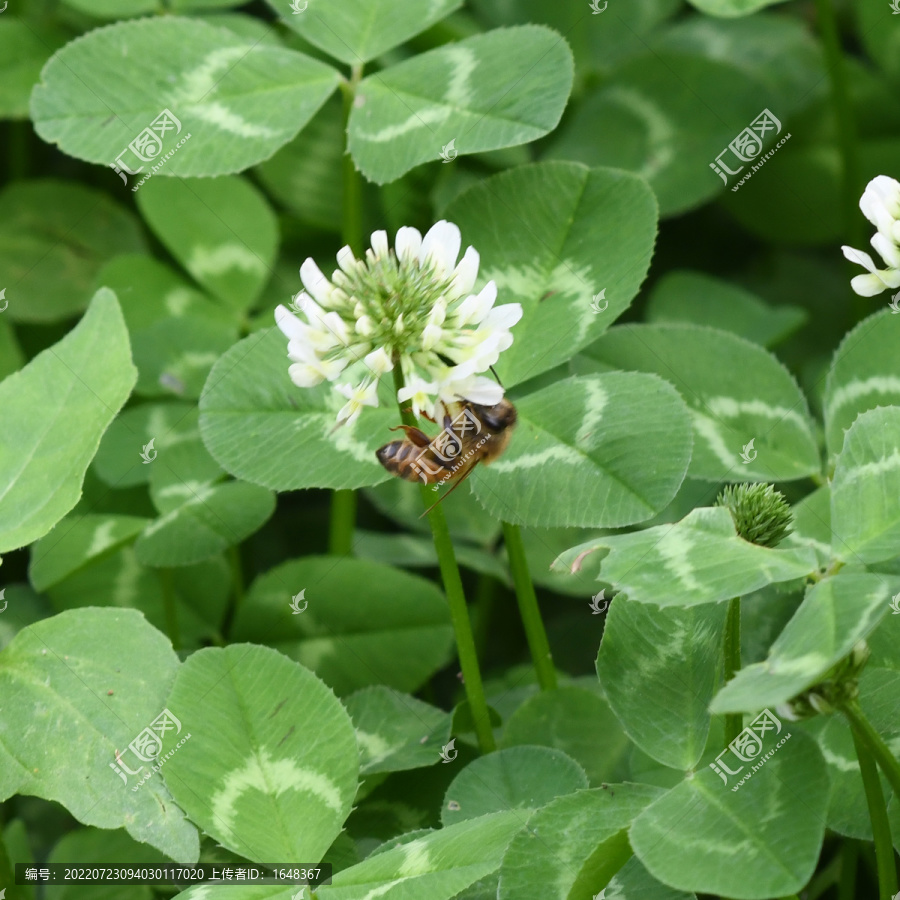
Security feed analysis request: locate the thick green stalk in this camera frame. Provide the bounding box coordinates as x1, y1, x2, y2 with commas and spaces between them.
814, 0, 861, 248
842, 699, 900, 800
328, 491, 356, 556
220, 545, 244, 638
723, 597, 742, 746
814, 0, 866, 324
327, 64, 366, 558
850, 726, 898, 900
502, 521, 557, 690
340, 63, 364, 257
393, 366, 495, 753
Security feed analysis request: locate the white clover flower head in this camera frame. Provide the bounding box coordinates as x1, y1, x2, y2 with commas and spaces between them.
842, 175, 900, 297
275, 221, 522, 425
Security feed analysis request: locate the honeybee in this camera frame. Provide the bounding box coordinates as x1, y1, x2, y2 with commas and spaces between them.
376, 398, 517, 512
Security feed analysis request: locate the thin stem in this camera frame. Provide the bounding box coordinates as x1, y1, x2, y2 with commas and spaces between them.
837, 840, 859, 900
160, 569, 180, 651
502, 521, 557, 691
328, 490, 356, 556
723, 597, 742, 746
221, 545, 244, 638
326, 64, 366, 558
340, 64, 364, 257
850, 725, 898, 900
814, 0, 861, 248
842, 698, 900, 801
814, 0, 867, 324
393, 366, 495, 753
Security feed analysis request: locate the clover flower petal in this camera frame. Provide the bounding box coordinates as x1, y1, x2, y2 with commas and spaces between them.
844, 175, 900, 297
274, 222, 521, 425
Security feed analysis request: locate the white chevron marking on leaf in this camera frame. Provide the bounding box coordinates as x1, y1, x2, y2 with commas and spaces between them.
188, 244, 266, 278
357, 106, 450, 142
490, 445, 583, 473
443, 45, 477, 107
210, 748, 342, 842
826, 376, 900, 421
598, 85, 675, 179
705, 397, 808, 431
171, 47, 250, 104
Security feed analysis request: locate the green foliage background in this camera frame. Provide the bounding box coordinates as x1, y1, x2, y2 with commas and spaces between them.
2, 0, 900, 898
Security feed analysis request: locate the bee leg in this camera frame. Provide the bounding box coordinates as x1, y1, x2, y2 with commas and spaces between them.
419, 464, 478, 518
387, 424, 432, 447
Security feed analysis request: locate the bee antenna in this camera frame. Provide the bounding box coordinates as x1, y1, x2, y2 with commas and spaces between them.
489, 365, 503, 387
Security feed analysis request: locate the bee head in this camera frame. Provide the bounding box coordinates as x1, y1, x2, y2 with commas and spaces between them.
471, 398, 517, 431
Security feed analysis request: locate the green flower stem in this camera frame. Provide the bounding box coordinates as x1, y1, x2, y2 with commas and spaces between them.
723, 597, 742, 746
327, 63, 366, 558
221, 545, 244, 638
328, 490, 357, 556
841, 698, 900, 799
160, 568, 180, 651
814, 0, 860, 243
815, 0, 863, 329
502, 521, 557, 691
340, 63, 364, 257
850, 725, 898, 900
393, 366, 496, 754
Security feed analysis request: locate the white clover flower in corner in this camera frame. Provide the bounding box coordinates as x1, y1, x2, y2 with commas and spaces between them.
841, 175, 900, 297
274, 221, 523, 426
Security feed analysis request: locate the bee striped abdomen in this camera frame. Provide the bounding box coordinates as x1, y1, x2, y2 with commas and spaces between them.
376, 440, 453, 483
